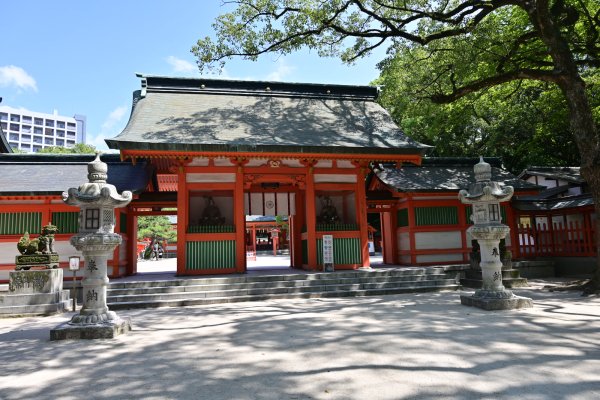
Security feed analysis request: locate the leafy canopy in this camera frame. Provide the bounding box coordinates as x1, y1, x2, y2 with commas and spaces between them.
137, 216, 177, 243
37, 143, 98, 154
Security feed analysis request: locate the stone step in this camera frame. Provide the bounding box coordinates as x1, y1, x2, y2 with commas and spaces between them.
108, 284, 461, 310
0, 290, 71, 317
460, 278, 529, 289
107, 267, 448, 289
107, 278, 459, 304
463, 269, 522, 280
107, 273, 451, 296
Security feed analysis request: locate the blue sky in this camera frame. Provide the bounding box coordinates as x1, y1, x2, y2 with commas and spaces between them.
1, 1, 386, 150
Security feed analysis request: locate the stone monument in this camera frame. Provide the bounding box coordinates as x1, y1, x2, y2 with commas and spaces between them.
50, 153, 132, 340
458, 157, 533, 310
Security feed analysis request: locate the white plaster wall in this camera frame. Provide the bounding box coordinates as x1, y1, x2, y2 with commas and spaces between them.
416, 253, 463, 263
0, 240, 81, 264
399, 255, 411, 264
186, 173, 235, 183
398, 232, 410, 251
415, 231, 462, 250
314, 174, 357, 183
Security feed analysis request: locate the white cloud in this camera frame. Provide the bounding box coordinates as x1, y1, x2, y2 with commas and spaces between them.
101, 106, 127, 133
86, 105, 128, 151
166, 56, 197, 74
0, 65, 37, 92
264, 59, 295, 81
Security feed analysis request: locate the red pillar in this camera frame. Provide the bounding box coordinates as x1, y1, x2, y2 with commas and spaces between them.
176, 165, 187, 275
356, 167, 370, 268
305, 167, 317, 270
235, 165, 246, 273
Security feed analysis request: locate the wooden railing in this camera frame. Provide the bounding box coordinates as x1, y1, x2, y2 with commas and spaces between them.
516, 221, 596, 258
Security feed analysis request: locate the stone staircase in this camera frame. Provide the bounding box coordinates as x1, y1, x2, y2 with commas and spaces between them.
107, 267, 461, 310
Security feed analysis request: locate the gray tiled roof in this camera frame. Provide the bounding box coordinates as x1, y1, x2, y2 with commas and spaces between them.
0, 154, 151, 195
518, 166, 583, 184
376, 158, 540, 192
513, 194, 593, 211
106, 76, 430, 155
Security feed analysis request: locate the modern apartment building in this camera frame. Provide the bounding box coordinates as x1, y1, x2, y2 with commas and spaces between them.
0, 106, 86, 152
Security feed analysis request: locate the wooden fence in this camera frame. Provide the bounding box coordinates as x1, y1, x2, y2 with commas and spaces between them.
516, 220, 596, 258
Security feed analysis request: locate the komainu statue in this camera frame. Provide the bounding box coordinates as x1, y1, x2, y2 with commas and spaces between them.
17, 224, 59, 255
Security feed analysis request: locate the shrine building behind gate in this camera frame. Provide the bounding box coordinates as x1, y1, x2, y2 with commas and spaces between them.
106, 75, 429, 275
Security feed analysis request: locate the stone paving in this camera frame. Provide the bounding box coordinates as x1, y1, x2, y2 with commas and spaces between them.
0, 279, 598, 399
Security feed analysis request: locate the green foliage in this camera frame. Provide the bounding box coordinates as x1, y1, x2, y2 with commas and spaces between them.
193, 0, 598, 173
137, 216, 177, 243
37, 143, 97, 154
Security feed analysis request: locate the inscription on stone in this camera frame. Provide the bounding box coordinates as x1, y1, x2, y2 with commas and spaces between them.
9, 271, 50, 292
86, 290, 98, 302
87, 259, 98, 272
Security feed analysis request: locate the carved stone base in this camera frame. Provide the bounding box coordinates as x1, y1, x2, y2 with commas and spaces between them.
50, 317, 131, 340
461, 293, 533, 311
0, 269, 70, 317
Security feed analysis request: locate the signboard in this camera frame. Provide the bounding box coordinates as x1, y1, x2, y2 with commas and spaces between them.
322, 235, 334, 272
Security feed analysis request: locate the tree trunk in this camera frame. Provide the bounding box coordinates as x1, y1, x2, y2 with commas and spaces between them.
525, 0, 600, 293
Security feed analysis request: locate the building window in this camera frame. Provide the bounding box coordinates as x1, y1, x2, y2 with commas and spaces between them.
56, 139, 64, 146
10, 114, 20, 122
56, 121, 65, 129
66, 131, 76, 138
22, 125, 32, 133
44, 137, 53, 145
0, 113, 8, 121
22, 116, 32, 123
10, 123, 19, 131
9, 133, 19, 141
21, 134, 31, 142
0, 122, 7, 130
33, 137, 42, 144
56, 130, 65, 137
45, 119, 55, 127
34, 127, 43, 135
67, 122, 76, 129
33, 145, 42, 152
85, 209, 100, 229
34, 118, 43, 125
66, 140, 75, 147
45, 128, 54, 135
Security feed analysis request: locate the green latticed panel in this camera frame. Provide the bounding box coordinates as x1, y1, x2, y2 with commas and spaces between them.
186, 240, 236, 270
316, 237, 361, 265
52, 212, 79, 234
415, 206, 458, 226
188, 225, 235, 233
397, 208, 409, 227
301, 239, 308, 265
0, 212, 42, 235
316, 223, 359, 232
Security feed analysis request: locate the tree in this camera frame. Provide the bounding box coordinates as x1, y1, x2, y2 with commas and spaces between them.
137, 216, 177, 243
193, 0, 600, 293
376, 68, 584, 172
37, 143, 97, 154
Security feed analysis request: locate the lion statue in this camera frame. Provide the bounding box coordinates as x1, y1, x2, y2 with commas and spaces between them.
16, 224, 59, 255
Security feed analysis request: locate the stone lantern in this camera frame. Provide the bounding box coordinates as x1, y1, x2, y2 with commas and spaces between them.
458, 157, 532, 310
51, 154, 132, 340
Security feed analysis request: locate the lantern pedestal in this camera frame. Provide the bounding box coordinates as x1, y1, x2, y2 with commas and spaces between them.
50, 153, 132, 340
458, 157, 532, 311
